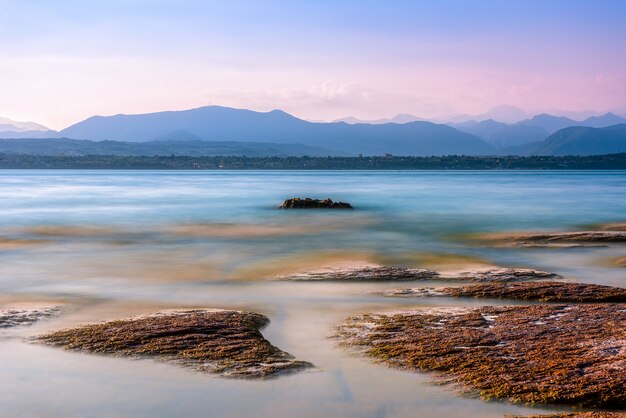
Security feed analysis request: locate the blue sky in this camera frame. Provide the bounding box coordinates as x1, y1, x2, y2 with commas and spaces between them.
1, 0, 625, 129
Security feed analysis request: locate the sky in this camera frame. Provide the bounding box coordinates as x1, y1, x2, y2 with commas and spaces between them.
1, 0, 626, 130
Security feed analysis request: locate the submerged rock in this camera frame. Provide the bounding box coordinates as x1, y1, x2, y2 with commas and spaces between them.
0, 305, 60, 328
470, 231, 626, 248
274, 266, 559, 282
441, 267, 562, 282
381, 281, 626, 302
516, 413, 626, 418
36, 309, 312, 379
274, 266, 439, 281
279, 197, 353, 209
337, 304, 626, 408
611, 257, 626, 268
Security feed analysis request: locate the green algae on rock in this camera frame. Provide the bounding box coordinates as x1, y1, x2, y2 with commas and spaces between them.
36, 309, 313, 379
336, 304, 626, 408
381, 281, 626, 302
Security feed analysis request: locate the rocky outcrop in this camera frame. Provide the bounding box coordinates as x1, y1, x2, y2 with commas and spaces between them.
337, 304, 626, 408
441, 267, 562, 282
273, 266, 439, 281
279, 198, 353, 209
36, 309, 312, 379
514, 413, 626, 418
0, 305, 60, 328
470, 231, 626, 248
274, 266, 559, 282
380, 281, 626, 302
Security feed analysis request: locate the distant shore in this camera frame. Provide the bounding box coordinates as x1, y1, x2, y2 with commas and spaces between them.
1, 153, 626, 170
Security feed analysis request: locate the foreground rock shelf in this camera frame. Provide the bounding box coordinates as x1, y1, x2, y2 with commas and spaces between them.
336, 304, 626, 408
36, 309, 312, 379
381, 281, 626, 302
274, 266, 560, 282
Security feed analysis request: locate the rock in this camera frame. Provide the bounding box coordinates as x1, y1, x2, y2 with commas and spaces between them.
273, 266, 439, 281
380, 281, 626, 302
279, 197, 353, 209
274, 266, 559, 282
0, 305, 60, 328
441, 267, 562, 282
514, 413, 626, 418
36, 309, 312, 379
336, 304, 626, 408
470, 231, 626, 248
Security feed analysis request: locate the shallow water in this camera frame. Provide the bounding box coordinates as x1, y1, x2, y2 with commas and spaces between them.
1, 170, 625, 417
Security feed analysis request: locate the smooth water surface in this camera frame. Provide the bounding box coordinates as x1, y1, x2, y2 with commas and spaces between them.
1, 170, 625, 418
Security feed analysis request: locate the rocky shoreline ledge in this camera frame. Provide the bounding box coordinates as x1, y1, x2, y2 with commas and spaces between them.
336, 304, 626, 408
379, 281, 626, 302
468, 230, 626, 248
36, 309, 313, 379
273, 266, 561, 282
0, 305, 61, 328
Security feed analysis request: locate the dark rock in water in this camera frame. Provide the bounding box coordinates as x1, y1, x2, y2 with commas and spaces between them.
279, 197, 353, 209
381, 281, 626, 302
274, 266, 558, 283
337, 304, 626, 408
442, 267, 562, 282
36, 309, 313, 379
470, 230, 626, 248
514, 413, 626, 418
273, 266, 439, 281
0, 305, 60, 328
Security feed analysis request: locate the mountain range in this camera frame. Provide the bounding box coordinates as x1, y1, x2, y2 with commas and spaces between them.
1, 105, 626, 157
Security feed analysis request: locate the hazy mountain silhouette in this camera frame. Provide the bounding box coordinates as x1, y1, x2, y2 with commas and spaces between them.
518, 112, 626, 134
582, 112, 626, 128
59, 106, 494, 156
0, 130, 58, 139
0, 117, 49, 132
445, 105, 528, 124
454, 119, 549, 148
503, 124, 626, 156
333, 114, 423, 124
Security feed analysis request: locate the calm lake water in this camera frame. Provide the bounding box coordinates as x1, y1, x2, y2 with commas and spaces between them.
1, 170, 625, 417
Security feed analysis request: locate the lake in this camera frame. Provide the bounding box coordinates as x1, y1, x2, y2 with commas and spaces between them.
1, 170, 625, 417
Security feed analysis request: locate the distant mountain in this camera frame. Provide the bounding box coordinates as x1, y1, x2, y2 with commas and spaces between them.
0, 130, 58, 139
517, 112, 626, 134
452, 119, 549, 148
505, 124, 626, 156
0, 117, 49, 132
334, 114, 423, 124
517, 114, 579, 134
151, 129, 202, 141
582, 112, 626, 128
59, 106, 494, 156
0, 138, 347, 157
445, 105, 528, 124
